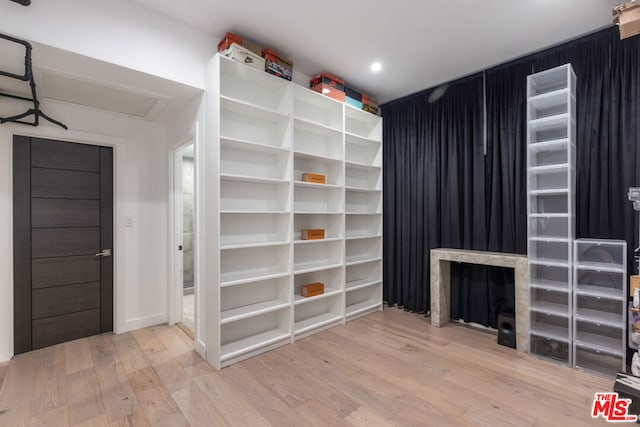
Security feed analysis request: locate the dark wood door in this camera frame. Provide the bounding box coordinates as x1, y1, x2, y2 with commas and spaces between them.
13, 136, 113, 354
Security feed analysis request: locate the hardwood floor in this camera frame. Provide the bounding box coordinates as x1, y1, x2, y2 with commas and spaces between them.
0, 307, 612, 426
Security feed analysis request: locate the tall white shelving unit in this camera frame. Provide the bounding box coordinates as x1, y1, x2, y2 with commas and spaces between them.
526, 64, 576, 365
205, 54, 383, 369
573, 239, 627, 377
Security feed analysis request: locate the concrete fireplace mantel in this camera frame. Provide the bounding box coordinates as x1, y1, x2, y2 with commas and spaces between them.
430, 248, 528, 353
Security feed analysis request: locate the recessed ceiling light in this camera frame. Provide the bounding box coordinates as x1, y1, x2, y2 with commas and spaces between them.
370, 62, 382, 73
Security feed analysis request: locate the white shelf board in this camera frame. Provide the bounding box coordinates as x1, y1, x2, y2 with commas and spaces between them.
575, 309, 623, 329
294, 237, 343, 245
529, 188, 569, 196
220, 329, 291, 362
529, 258, 570, 268
529, 213, 570, 218
294, 262, 344, 275
575, 285, 624, 301
294, 287, 342, 305
221, 300, 291, 325
346, 280, 381, 292
346, 301, 382, 317
294, 117, 343, 136
529, 281, 569, 293
220, 241, 290, 251
529, 323, 570, 343
221, 210, 290, 215
344, 160, 381, 170
345, 212, 382, 216
530, 301, 569, 318
345, 186, 382, 193
294, 312, 343, 335
220, 136, 290, 154
294, 210, 343, 215
220, 271, 291, 288
220, 95, 290, 122
345, 131, 381, 144
574, 333, 623, 356
294, 150, 343, 163
575, 261, 625, 274
220, 173, 290, 185
529, 163, 570, 174
528, 113, 570, 130
346, 256, 382, 267
346, 234, 382, 241
575, 341, 624, 357
529, 236, 570, 243
529, 139, 568, 152
528, 88, 570, 109
294, 181, 342, 190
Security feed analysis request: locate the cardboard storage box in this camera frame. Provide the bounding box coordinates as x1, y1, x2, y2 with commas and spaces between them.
262, 49, 293, 81
614, 2, 640, 39
310, 73, 345, 102
220, 43, 265, 72
218, 32, 262, 56
302, 172, 326, 184
631, 275, 640, 297
301, 229, 325, 240
345, 86, 363, 109
362, 93, 380, 115
301, 282, 325, 297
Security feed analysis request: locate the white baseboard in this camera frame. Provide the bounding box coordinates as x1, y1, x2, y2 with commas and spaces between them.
196, 339, 206, 359
122, 313, 167, 332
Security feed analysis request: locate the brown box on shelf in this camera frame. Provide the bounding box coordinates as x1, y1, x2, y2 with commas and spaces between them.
302, 172, 326, 184
301, 229, 325, 240
362, 93, 380, 116
262, 49, 293, 81
220, 43, 265, 72
301, 282, 325, 297
614, 2, 640, 39
217, 32, 262, 56
310, 73, 346, 102
630, 275, 640, 297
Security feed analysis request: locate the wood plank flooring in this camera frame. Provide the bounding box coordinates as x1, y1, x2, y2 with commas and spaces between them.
0, 307, 612, 426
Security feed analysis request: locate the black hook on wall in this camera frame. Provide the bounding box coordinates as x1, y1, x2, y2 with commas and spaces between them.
0, 32, 68, 130
10, 0, 31, 6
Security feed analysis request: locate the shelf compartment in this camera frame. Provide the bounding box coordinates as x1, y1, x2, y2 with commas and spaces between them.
346, 236, 381, 264
529, 216, 569, 239
529, 145, 568, 168
528, 66, 570, 97
346, 284, 381, 317
530, 288, 570, 318
345, 163, 381, 191
529, 335, 570, 363
294, 213, 342, 242
529, 170, 568, 192
221, 137, 290, 155
575, 239, 626, 270
294, 240, 343, 273
530, 312, 570, 342
293, 86, 343, 131
220, 97, 290, 149
575, 321, 623, 356
220, 56, 291, 114
346, 191, 381, 214
220, 308, 290, 362
220, 276, 290, 324
574, 346, 623, 378
220, 245, 290, 285
294, 152, 343, 186
345, 105, 382, 141
529, 193, 568, 215
294, 295, 343, 335
294, 185, 343, 213
221, 212, 290, 247
294, 118, 343, 160
575, 295, 623, 328
221, 140, 291, 180
575, 268, 623, 297
528, 89, 569, 121
294, 266, 343, 304
346, 259, 382, 289
529, 264, 569, 290
345, 133, 381, 166
528, 240, 569, 264
220, 179, 290, 212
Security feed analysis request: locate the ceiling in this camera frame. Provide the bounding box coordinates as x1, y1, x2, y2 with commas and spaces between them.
133, 0, 620, 103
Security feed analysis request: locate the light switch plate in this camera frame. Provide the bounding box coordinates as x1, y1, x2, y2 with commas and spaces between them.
124, 215, 134, 227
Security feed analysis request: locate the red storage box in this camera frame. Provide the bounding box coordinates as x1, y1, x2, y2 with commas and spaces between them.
362, 93, 380, 116
262, 49, 293, 81
310, 73, 345, 102
217, 32, 262, 56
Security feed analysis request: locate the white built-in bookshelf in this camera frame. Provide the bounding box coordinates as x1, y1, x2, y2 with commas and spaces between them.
205, 54, 383, 369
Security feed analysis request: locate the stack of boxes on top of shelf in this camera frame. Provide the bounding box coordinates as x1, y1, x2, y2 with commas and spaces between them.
309, 73, 379, 116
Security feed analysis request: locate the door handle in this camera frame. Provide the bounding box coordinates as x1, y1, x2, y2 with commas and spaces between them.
96, 249, 112, 257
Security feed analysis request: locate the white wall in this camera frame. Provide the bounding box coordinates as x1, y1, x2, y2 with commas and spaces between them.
0, 100, 172, 362
0, 0, 213, 90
